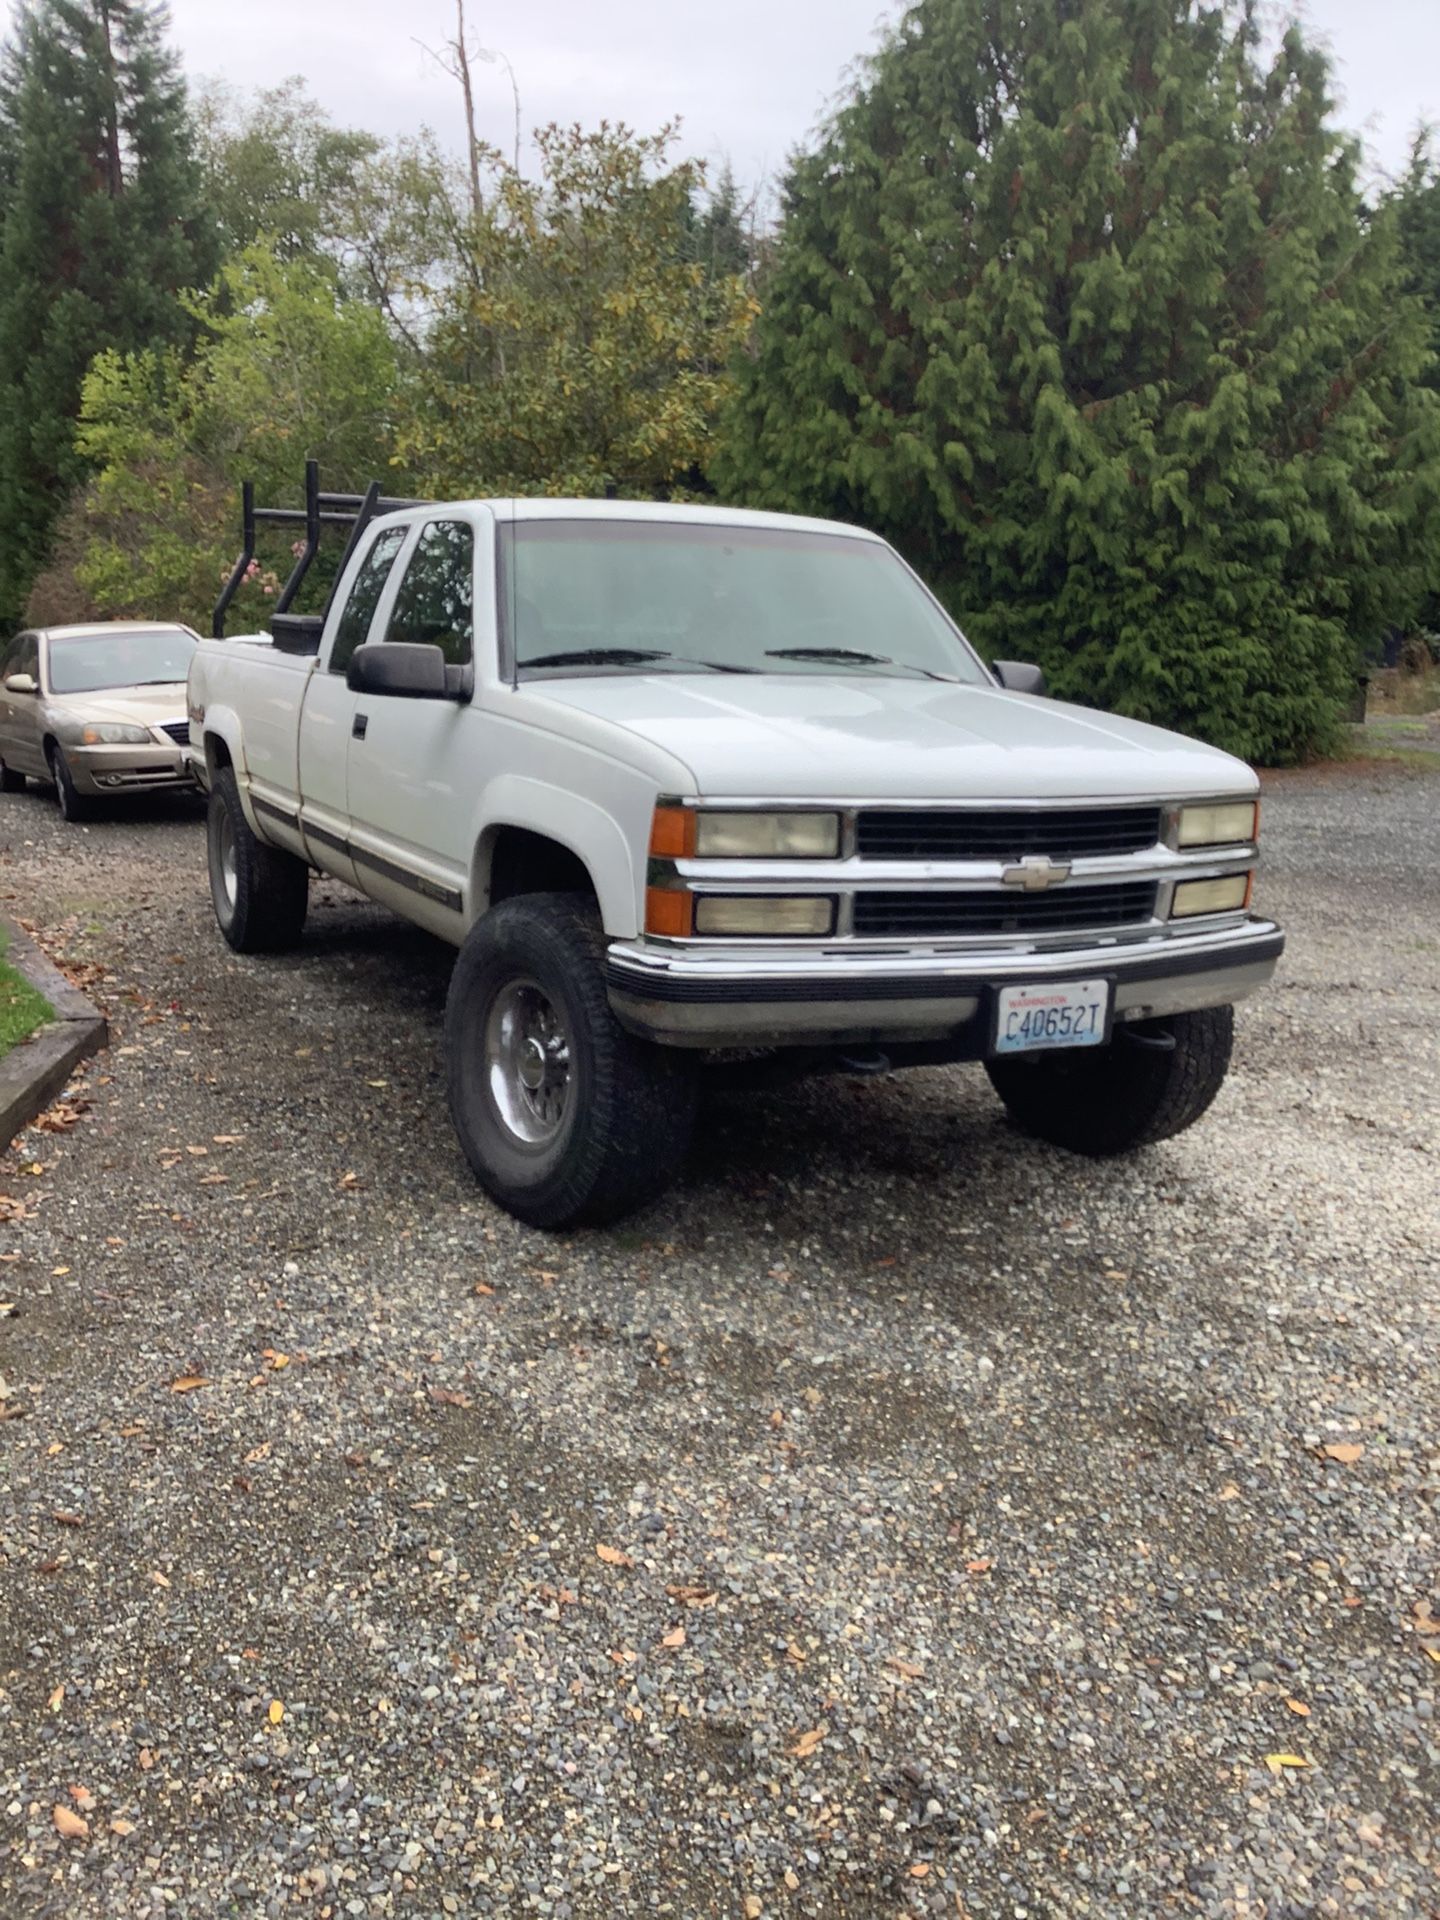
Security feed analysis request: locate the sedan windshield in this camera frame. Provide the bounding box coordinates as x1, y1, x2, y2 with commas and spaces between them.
47, 627, 197, 695
503, 520, 989, 684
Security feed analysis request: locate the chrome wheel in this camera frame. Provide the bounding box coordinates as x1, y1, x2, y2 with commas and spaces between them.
216, 804, 237, 910
484, 977, 574, 1147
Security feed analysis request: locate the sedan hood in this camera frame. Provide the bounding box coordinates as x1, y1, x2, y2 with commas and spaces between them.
531, 675, 1254, 801
46, 683, 188, 727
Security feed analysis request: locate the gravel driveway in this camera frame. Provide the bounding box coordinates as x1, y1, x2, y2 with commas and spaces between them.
1, 766, 1436, 1920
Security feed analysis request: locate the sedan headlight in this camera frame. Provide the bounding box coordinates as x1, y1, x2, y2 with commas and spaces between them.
79, 722, 152, 745
650, 805, 841, 860
1178, 800, 1258, 848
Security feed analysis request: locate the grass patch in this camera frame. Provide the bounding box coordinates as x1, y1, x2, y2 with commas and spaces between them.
1341, 725, 1440, 772
0, 927, 53, 1058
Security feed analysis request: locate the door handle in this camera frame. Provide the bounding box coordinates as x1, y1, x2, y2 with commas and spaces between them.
352, 713, 368, 740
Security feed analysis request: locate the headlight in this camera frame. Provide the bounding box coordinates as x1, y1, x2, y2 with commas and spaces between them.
1178, 800, 1258, 847
79, 723, 151, 745
1172, 874, 1252, 917
650, 805, 841, 860
693, 896, 835, 936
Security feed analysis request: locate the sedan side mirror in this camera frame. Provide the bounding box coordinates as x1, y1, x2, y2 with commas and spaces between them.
5, 672, 37, 694
347, 642, 453, 700
992, 660, 1047, 697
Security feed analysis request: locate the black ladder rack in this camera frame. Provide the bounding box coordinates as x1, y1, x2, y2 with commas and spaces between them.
212, 459, 428, 644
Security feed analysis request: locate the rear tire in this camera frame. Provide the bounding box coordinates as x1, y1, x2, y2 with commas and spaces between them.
47, 743, 95, 823
985, 1005, 1235, 1155
446, 892, 697, 1228
207, 764, 309, 952
0, 757, 25, 794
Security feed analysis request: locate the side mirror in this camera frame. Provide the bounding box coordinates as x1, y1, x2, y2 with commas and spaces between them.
992, 659, 1047, 697
347, 642, 452, 700
5, 672, 37, 694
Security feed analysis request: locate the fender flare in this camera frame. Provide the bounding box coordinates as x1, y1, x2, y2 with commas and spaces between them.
473, 777, 641, 938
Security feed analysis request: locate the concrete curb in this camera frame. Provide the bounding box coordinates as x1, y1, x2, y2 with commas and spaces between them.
0, 915, 108, 1153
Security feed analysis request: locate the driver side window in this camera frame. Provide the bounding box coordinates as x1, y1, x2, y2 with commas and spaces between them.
384, 520, 474, 666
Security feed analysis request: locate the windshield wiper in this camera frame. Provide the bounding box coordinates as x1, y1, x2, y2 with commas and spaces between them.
765, 647, 958, 682
523, 648, 757, 674
524, 647, 673, 668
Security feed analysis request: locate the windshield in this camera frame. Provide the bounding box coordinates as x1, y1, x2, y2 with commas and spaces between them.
47, 627, 197, 695
502, 520, 989, 684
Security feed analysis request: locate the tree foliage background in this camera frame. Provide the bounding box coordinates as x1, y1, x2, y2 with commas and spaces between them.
2, 0, 1439, 761
714, 0, 1440, 763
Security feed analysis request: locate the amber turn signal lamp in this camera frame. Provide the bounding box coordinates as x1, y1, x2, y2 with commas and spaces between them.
649, 806, 696, 859
645, 888, 693, 937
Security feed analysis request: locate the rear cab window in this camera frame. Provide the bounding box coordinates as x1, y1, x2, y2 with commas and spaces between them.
329, 526, 410, 675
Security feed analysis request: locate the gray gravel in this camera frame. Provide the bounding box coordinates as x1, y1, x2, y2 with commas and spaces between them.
0, 763, 1436, 1920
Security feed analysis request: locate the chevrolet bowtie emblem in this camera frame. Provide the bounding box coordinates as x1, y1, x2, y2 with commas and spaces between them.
1001, 855, 1072, 891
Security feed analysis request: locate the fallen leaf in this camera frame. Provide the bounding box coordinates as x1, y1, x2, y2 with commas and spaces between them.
965, 1557, 993, 1575
769, 1409, 784, 1429
1285, 1698, 1311, 1717
262, 1350, 289, 1371
1263, 1753, 1312, 1774
660, 1626, 686, 1649
1321, 1443, 1364, 1464
595, 1543, 633, 1568
338, 1171, 363, 1191
474, 1282, 495, 1297
169, 1375, 208, 1394
212, 1135, 243, 1145
48, 1684, 64, 1711
429, 1386, 471, 1408
137, 1748, 155, 1770
886, 1657, 924, 1679
53, 1804, 88, 1839
789, 1726, 825, 1759
51, 1265, 70, 1277
150, 1570, 171, 1589
268, 1699, 284, 1725
52, 1511, 84, 1528
108, 1818, 135, 1836
1218, 1482, 1242, 1501
243, 1442, 271, 1464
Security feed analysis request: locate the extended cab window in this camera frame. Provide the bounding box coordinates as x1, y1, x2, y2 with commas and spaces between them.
384, 520, 474, 666
330, 525, 408, 674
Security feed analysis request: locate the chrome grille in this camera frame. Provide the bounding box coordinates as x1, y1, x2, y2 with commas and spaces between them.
855, 806, 1162, 862
852, 882, 1157, 939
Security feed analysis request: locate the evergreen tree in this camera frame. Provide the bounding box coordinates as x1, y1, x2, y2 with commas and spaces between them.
0, 0, 215, 627
714, 0, 1440, 763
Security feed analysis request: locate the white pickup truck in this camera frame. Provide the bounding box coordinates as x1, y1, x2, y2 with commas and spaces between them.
188, 493, 1283, 1227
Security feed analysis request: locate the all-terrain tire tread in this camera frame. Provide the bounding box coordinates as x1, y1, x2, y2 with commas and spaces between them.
208, 765, 309, 953
985, 1005, 1234, 1156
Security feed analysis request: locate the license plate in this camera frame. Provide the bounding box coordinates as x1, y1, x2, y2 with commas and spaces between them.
993, 978, 1110, 1055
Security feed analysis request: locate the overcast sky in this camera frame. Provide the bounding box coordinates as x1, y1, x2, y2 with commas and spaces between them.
166, 0, 1438, 195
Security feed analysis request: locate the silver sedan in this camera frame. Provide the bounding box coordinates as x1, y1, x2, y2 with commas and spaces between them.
0, 622, 200, 822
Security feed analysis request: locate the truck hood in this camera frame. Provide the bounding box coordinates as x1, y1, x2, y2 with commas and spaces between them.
531, 675, 1254, 801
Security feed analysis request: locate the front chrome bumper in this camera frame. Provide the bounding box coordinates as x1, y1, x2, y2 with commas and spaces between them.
606, 917, 1284, 1050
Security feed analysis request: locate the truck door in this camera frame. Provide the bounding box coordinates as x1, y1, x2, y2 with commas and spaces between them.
343, 517, 477, 939
297, 522, 410, 888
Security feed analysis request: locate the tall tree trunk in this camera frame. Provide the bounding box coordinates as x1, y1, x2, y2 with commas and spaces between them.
98, 0, 124, 195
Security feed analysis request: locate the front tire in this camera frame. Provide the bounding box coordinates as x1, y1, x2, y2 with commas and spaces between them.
446, 893, 697, 1229
985, 1005, 1235, 1155
47, 743, 95, 823
207, 764, 309, 952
